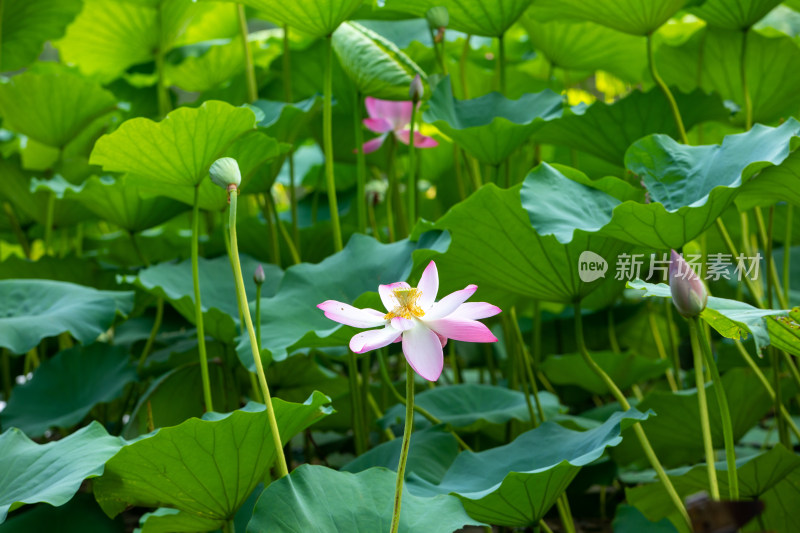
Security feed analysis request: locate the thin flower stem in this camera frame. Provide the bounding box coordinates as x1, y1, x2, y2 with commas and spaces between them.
349, 351, 367, 455
255, 283, 262, 351
647, 303, 678, 392
44, 190, 55, 255
510, 307, 545, 423
772, 348, 791, 448
2, 201, 30, 258
407, 101, 418, 231
688, 318, 720, 500
191, 186, 213, 413
459, 35, 471, 99
366, 390, 396, 440
229, 190, 289, 477
692, 317, 738, 499
734, 340, 800, 441
386, 136, 398, 242
377, 353, 472, 451
716, 218, 764, 308
354, 92, 367, 233
138, 298, 164, 373
283, 25, 301, 252
574, 302, 691, 529
266, 191, 301, 265
259, 193, 282, 265
740, 28, 753, 130
389, 363, 415, 533
237, 4, 257, 103
664, 300, 682, 389
323, 35, 343, 252
754, 206, 788, 309
647, 32, 688, 144
784, 205, 793, 299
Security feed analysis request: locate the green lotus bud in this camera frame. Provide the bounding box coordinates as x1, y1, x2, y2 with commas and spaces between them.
254, 264, 265, 285
669, 249, 708, 318
409, 74, 424, 102
209, 157, 241, 191
426, 6, 449, 29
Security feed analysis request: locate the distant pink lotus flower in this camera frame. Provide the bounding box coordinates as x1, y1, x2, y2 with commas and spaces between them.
317, 261, 500, 381
358, 97, 439, 154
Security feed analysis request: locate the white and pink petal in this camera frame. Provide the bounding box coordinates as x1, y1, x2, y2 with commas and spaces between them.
350, 326, 402, 353
417, 261, 439, 311
401, 325, 444, 381
448, 302, 502, 321
317, 301, 386, 328
425, 318, 498, 343
425, 284, 478, 320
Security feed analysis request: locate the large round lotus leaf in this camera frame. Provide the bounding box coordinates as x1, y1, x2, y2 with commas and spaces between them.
0, 0, 82, 71
0, 69, 117, 149
234, 0, 363, 38
379, 384, 564, 432
0, 280, 134, 355
0, 422, 124, 523
689, 0, 782, 29
383, 0, 533, 37
90, 101, 261, 210
94, 394, 332, 527
0, 343, 138, 438
333, 22, 426, 100
246, 464, 485, 533
541, 351, 671, 395
627, 444, 800, 531
424, 77, 563, 166
521, 121, 800, 250
530, 0, 693, 36
406, 409, 651, 527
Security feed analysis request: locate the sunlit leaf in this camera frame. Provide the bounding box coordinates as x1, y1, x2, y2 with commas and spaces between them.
689, 0, 782, 29
0, 0, 82, 71
382, 0, 533, 37
232, 0, 363, 38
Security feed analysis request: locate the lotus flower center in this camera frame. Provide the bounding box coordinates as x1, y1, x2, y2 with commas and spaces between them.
384, 287, 425, 320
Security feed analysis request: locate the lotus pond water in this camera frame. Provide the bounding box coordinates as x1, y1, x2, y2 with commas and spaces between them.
1, 1, 799, 532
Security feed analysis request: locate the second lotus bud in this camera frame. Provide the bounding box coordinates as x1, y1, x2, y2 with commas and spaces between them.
209, 157, 241, 191
668, 249, 708, 317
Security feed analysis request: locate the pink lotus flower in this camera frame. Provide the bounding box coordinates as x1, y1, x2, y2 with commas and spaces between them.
359, 97, 439, 154
669, 249, 708, 318
317, 261, 500, 381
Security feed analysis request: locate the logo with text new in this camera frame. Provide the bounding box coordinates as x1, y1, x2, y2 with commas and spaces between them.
578, 251, 608, 282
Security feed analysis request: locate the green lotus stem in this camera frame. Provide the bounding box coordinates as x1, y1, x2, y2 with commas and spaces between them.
385, 135, 398, 242
2, 201, 30, 258
772, 347, 791, 448
692, 317, 738, 499
574, 302, 691, 528
407, 100, 418, 230
323, 35, 343, 252
265, 191, 301, 265
753, 206, 788, 308
354, 93, 367, 233
688, 318, 720, 500
281, 26, 301, 252
138, 297, 164, 373
448, 342, 460, 384
510, 307, 544, 423
260, 193, 282, 265
255, 283, 262, 351
459, 35, 471, 99
349, 351, 367, 455
784, 205, 792, 298
237, 4, 257, 103
228, 189, 289, 477
716, 218, 765, 308
429, 27, 446, 74
647, 303, 678, 392
740, 28, 753, 130
43, 190, 55, 254
498, 32, 506, 94
647, 32, 688, 144
607, 307, 621, 353
191, 186, 213, 412
663, 300, 682, 389
389, 363, 415, 533
734, 340, 800, 441
360, 354, 371, 441
223, 517, 235, 533
377, 352, 472, 451
366, 390, 395, 441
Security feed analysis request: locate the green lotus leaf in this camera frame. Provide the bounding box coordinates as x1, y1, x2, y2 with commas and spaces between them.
737, 149, 800, 210
0, 0, 82, 71
382, 0, 533, 37
55, 0, 237, 82
522, 122, 800, 250
94, 393, 332, 524
627, 444, 800, 532
657, 26, 800, 123
90, 101, 259, 210
240, 231, 449, 367
0, 422, 124, 523
379, 383, 564, 432
689, 0, 782, 29
0, 343, 137, 438
530, 88, 729, 166
767, 308, 800, 357
611, 367, 795, 467
0, 69, 117, 149
520, 12, 647, 82
130, 253, 279, 342
629, 280, 788, 353
0, 280, 134, 355
32, 175, 188, 233
0, 255, 118, 290
406, 409, 651, 527
343, 427, 459, 484
424, 77, 563, 166
530, 0, 696, 36
246, 464, 485, 533
233, 0, 363, 38
0, 493, 121, 533
541, 351, 671, 395
332, 21, 426, 100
